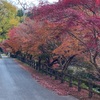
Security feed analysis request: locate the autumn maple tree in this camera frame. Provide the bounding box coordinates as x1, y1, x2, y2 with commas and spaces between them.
2, 0, 100, 78
29, 0, 100, 77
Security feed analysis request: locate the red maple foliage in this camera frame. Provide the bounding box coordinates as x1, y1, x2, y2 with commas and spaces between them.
2, 0, 100, 78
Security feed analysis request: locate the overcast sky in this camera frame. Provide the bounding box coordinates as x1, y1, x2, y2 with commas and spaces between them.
8, 0, 58, 8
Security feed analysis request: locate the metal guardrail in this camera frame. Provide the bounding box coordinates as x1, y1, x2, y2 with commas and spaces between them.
16, 55, 100, 98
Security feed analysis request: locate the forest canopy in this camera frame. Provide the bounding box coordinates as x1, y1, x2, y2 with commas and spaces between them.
2, 0, 100, 78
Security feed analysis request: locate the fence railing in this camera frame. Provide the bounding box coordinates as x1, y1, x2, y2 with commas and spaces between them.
15, 55, 100, 98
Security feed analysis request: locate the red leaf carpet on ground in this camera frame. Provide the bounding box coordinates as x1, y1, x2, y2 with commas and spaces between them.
15, 59, 100, 100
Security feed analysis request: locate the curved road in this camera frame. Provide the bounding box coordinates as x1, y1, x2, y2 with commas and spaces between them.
0, 55, 78, 100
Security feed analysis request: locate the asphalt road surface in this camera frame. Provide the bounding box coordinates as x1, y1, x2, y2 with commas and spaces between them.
0, 55, 78, 100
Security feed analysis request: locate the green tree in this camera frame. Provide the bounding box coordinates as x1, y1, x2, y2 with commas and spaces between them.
17, 9, 24, 17
16, 9, 24, 22
0, 0, 19, 41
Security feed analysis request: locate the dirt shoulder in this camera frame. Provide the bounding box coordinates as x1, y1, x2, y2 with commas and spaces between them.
15, 59, 100, 100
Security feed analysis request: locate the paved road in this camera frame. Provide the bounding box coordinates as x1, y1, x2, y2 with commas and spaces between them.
0, 55, 78, 100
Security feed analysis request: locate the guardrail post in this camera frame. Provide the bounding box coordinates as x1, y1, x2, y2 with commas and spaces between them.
78, 78, 81, 92
69, 74, 72, 87
50, 69, 52, 77
55, 71, 58, 80
88, 79, 93, 98
61, 73, 64, 83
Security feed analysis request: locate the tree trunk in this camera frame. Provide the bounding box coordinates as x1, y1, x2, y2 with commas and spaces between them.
90, 51, 100, 79
62, 55, 76, 73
